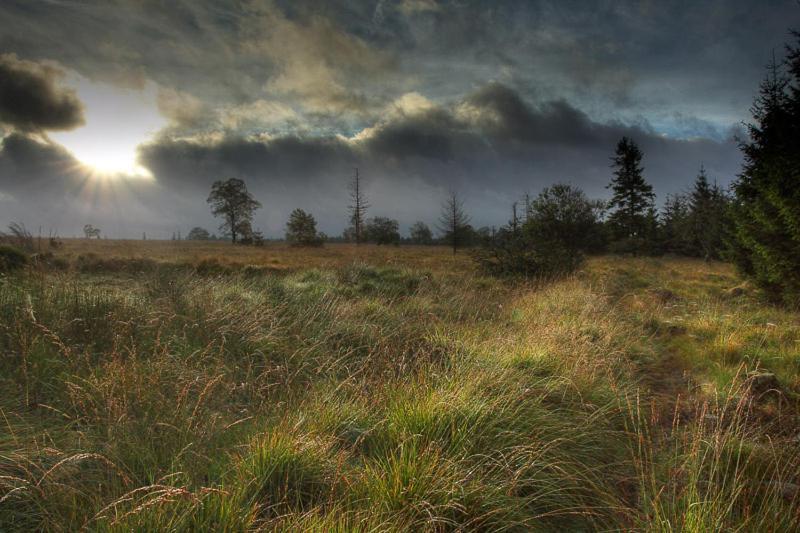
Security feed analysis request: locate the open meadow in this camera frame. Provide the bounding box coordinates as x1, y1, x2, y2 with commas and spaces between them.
0, 241, 798, 531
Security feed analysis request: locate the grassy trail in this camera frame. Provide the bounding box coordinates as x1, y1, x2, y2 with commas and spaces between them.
0, 248, 798, 531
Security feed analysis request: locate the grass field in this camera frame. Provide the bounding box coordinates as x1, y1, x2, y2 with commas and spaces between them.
52, 239, 470, 273
1, 241, 799, 531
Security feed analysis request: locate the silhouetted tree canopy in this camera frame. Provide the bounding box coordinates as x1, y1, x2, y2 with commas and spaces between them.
661, 194, 692, 255
729, 33, 800, 305
237, 220, 265, 246
409, 221, 433, 244
606, 137, 656, 255
207, 178, 261, 244
187, 227, 211, 240
365, 216, 400, 245
476, 183, 602, 277
286, 208, 324, 246
657, 168, 732, 259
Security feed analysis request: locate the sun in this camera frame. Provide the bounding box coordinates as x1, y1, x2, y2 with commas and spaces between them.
66, 138, 151, 177
51, 77, 165, 178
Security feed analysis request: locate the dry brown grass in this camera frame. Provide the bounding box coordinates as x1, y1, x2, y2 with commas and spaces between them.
55, 239, 474, 273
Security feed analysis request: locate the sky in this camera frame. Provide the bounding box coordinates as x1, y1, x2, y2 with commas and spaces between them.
0, 0, 797, 238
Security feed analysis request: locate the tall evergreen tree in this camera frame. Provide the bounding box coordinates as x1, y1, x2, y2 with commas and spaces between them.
606, 137, 656, 254
730, 36, 800, 305
286, 209, 324, 246
689, 165, 716, 258
661, 193, 691, 255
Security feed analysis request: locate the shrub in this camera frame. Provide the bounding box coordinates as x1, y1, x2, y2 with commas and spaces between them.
186, 227, 211, 240
75, 254, 159, 274
409, 221, 433, 244
475, 184, 603, 277
0, 245, 28, 272
364, 217, 400, 245
285, 209, 325, 247
476, 228, 583, 278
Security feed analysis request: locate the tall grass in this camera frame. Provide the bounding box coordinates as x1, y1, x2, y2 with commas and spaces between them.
0, 255, 798, 530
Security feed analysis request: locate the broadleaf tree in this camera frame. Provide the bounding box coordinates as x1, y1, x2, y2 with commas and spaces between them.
364, 217, 400, 245
207, 178, 261, 244
409, 221, 433, 244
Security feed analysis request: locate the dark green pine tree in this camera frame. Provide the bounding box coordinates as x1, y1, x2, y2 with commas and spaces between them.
708, 180, 732, 260
661, 193, 691, 255
688, 165, 716, 259
607, 136, 656, 255
730, 36, 800, 305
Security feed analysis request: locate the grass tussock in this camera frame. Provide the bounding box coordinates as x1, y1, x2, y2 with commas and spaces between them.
0, 243, 798, 531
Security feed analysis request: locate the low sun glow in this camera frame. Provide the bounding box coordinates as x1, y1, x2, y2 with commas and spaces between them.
51, 77, 165, 178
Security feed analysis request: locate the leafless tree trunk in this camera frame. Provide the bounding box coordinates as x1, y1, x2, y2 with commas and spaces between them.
438, 191, 470, 255
348, 168, 369, 244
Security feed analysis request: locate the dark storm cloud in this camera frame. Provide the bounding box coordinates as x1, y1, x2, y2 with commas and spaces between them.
139, 134, 356, 189
127, 83, 741, 235
0, 54, 84, 132
359, 107, 463, 161
0, 0, 794, 132
0, 0, 789, 236
0, 133, 80, 191
0, 0, 398, 122
462, 83, 611, 145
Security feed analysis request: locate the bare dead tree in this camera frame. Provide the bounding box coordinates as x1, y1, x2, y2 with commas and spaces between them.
347, 168, 370, 244
438, 191, 471, 254
510, 202, 520, 234
523, 192, 533, 222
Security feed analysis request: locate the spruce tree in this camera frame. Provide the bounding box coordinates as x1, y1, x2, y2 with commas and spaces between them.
661, 193, 691, 255
688, 165, 715, 258
286, 209, 323, 246
707, 181, 731, 260
606, 137, 656, 254
730, 36, 800, 305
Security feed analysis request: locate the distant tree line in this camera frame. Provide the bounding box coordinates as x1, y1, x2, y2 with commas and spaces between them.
472, 134, 733, 277
198, 150, 731, 266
